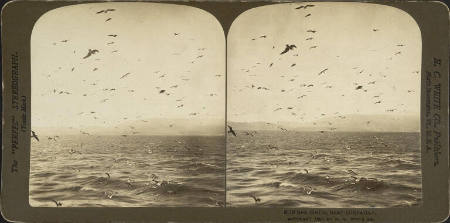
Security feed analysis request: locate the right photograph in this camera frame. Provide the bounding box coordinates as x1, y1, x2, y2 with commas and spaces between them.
226, 2, 422, 208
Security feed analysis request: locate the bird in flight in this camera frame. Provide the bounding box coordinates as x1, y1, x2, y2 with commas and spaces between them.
82, 49, 99, 59
280, 44, 297, 55
251, 35, 267, 40
108, 34, 117, 37
305, 13, 311, 17
250, 194, 261, 204
318, 68, 328, 75
31, 131, 39, 141
306, 29, 317, 33
51, 199, 62, 207
295, 4, 314, 9
355, 86, 363, 90
227, 125, 237, 137
96, 9, 115, 14
105, 18, 112, 22
305, 37, 313, 40
120, 72, 131, 79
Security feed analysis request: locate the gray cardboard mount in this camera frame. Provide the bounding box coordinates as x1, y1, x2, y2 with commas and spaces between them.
1, 0, 449, 222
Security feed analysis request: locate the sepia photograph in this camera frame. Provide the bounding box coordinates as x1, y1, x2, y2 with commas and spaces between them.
226, 2, 422, 207
29, 2, 226, 207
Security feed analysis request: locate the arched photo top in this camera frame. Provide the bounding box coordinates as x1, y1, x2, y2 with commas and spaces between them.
32, 2, 225, 41
228, 2, 421, 41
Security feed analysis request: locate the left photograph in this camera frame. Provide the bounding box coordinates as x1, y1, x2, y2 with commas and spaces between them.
30, 2, 226, 207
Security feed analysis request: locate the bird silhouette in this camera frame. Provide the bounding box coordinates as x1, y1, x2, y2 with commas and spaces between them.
305, 13, 311, 17
250, 194, 261, 204
318, 68, 328, 75
108, 34, 117, 37
355, 86, 363, 90
31, 131, 39, 141
51, 199, 62, 207
306, 29, 316, 33
96, 9, 115, 14
82, 49, 99, 59
227, 125, 237, 137
280, 44, 297, 55
306, 37, 313, 40
105, 18, 112, 22
120, 72, 131, 79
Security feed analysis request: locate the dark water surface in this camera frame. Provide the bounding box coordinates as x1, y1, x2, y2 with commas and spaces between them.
30, 132, 421, 208
30, 135, 225, 207
227, 131, 422, 207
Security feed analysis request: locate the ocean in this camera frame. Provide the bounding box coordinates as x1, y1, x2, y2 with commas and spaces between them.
226, 131, 422, 207
30, 132, 421, 208
29, 135, 225, 207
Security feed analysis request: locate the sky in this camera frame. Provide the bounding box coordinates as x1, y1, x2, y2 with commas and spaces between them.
31, 3, 225, 134
227, 2, 422, 126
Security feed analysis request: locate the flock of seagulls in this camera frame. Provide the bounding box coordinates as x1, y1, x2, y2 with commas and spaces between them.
37, 6, 225, 138
229, 3, 419, 134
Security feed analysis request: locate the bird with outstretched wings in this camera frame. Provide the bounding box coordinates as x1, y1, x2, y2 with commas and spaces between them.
280, 44, 297, 55
83, 49, 99, 59
227, 125, 237, 137
31, 131, 39, 141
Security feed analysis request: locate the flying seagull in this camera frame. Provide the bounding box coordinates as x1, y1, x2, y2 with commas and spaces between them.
120, 72, 131, 79
227, 125, 237, 137
96, 9, 115, 14
280, 44, 297, 55
318, 68, 328, 75
31, 131, 39, 141
250, 194, 261, 204
82, 49, 99, 59
51, 199, 62, 207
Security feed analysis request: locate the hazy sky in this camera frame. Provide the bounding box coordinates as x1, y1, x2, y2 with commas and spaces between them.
31, 3, 225, 131
227, 2, 421, 124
